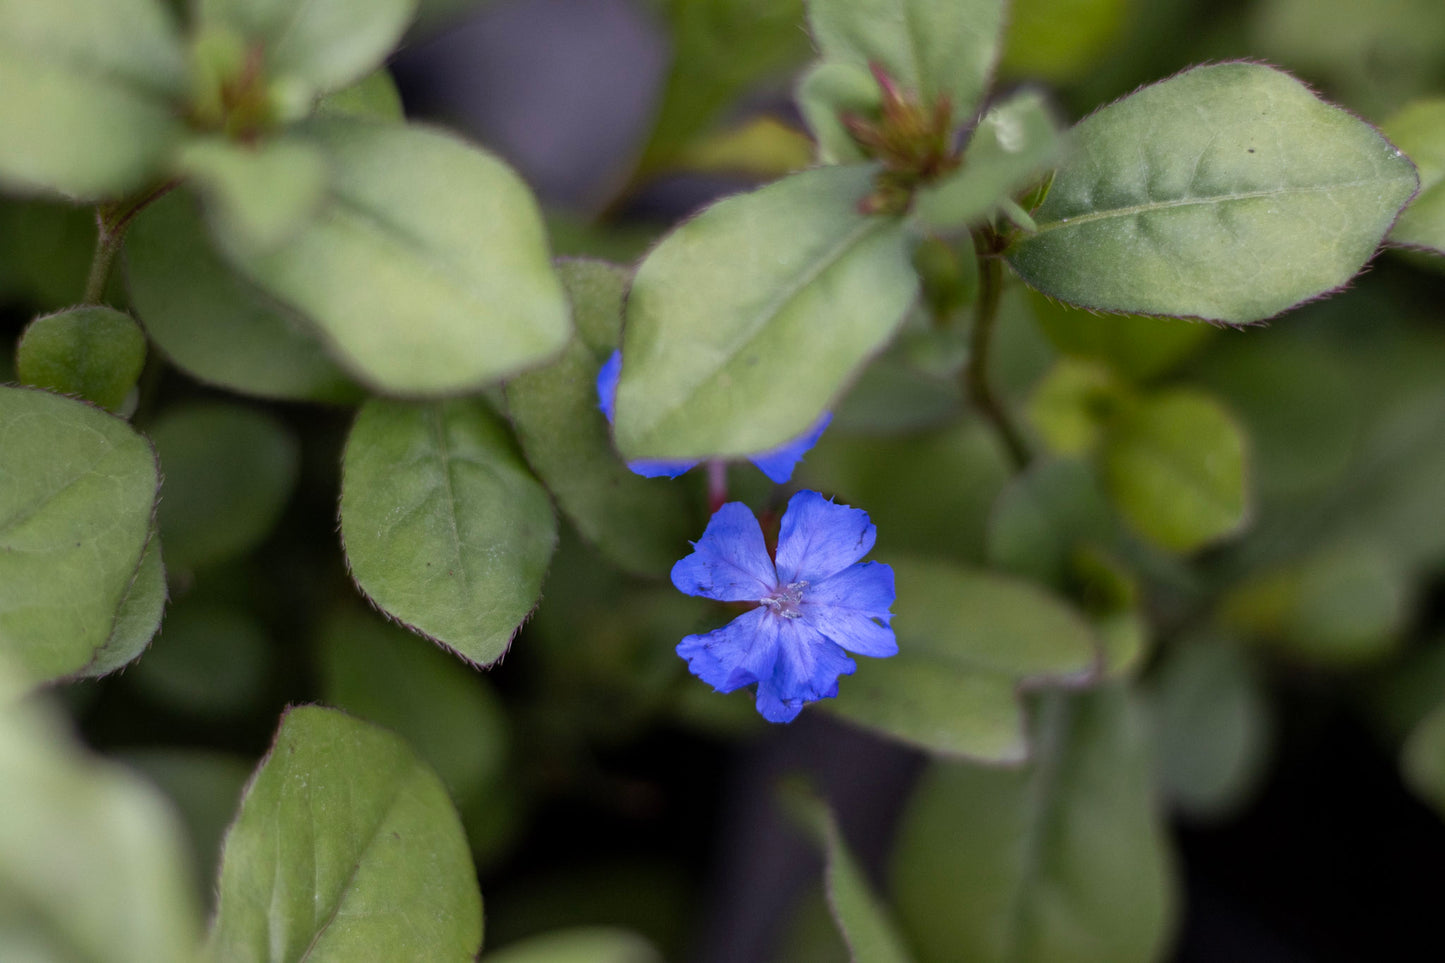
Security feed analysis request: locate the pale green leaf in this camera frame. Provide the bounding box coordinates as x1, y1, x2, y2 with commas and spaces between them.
316, 68, 406, 122
828, 557, 1097, 762
1008, 63, 1419, 322
1402, 703, 1445, 818
1026, 359, 1126, 457
807, 0, 1006, 125
892, 688, 1177, 963
206, 706, 483, 961
676, 117, 815, 179
1102, 389, 1249, 552
796, 60, 880, 165
340, 398, 557, 666
1382, 98, 1445, 254
481, 928, 662, 963
16, 306, 147, 412
914, 90, 1064, 233
196, 0, 416, 99
224, 119, 570, 396
998, 0, 1129, 83
125, 190, 358, 403
317, 608, 509, 812
615, 166, 918, 460
0, 0, 186, 198
176, 137, 329, 252
0, 655, 201, 963
1025, 289, 1215, 382
790, 792, 917, 963
506, 260, 695, 577
1221, 541, 1409, 666
0, 387, 159, 682
84, 530, 167, 678
151, 404, 300, 571
1149, 638, 1272, 820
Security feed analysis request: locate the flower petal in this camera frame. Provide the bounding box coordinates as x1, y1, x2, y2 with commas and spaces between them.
626, 457, 700, 478
801, 561, 898, 658
676, 607, 779, 693
754, 618, 856, 723
595, 349, 622, 421
748, 411, 833, 484
774, 490, 878, 584
671, 502, 777, 601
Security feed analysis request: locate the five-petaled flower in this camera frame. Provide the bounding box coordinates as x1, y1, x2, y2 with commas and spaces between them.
596, 349, 831, 483
672, 490, 897, 722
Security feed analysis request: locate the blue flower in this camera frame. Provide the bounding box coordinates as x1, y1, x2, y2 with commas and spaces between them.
596, 350, 831, 483
672, 490, 897, 723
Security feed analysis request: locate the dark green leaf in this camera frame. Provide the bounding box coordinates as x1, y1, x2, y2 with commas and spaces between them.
223, 119, 570, 396
0, 387, 160, 682
892, 688, 1177, 963
17, 306, 147, 412
986, 458, 1112, 586
1008, 63, 1419, 322
127, 600, 271, 718
1382, 98, 1445, 254
151, 404, 300, 571
615, 166, 918, 460
206, 706, 483, 961
506, 260, 695, 578
998, 0, 1129, 83
1025, 289, 1215, 382
1402, 703, 1445, 818
481, 928, 663, 963
340, 398, 557, 666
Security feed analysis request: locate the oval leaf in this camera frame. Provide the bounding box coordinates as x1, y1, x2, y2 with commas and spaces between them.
1025, 288, 1215, 382
16, 305, 148, 412
176, 137, 329, 252
84, 530, 167, 678
1101, 388, 1249, 552
506, 260, 695, 577
0, 0, 186, 198
891, 688, 1177, 963
0, 386, 160, 682
206, 706, 483, 961
221, 119, 571, 396
615, 166, 918, 460
1382, 98, 1445, 254
340, 398, 557, 665
125, 191, 358, 402
827, 557, 1098, 762
1402, 703, 1445, 818
1007, 63, 1419, 322
807, 0, 1006, 125
151, 403, 300, 572
481, 928, 662, 963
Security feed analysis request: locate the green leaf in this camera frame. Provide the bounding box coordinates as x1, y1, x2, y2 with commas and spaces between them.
316, 68, 405, 122
125, 190, 358, 402
85, 530, 168, 678
176, 137, 329, 252
791, 792, 918, 963
222, 119, 570, 396
506, 260, 695, 578
1026, 359, 1126, 457
481, 928, 662, 963
16, 306, 148, 412
1221, 541, 1409, 666
1007, 63, 1420, 322
998, 0, 1129, 83
1382, 98, 1445, 254
0, 656, 202, 963
151, 403, 300, 571
206, 706, 483, 961
0, 387, 160, 683
807, 0, 1006, 125
340, 398, 557, 666
892, 688, 1177, 963
615, 166, 918, 460
828, 557, 1097, 762
0, 199, 95, 309
1102, 388, 1249, 552
127, 599, 271, 718
317, 608, 509, 812
1148, 638, 1272, 820
914, 91, 1063, 233
1402, 703, 1445, 818
796, 60, 880, 165
1025, 289, 1215, 382
0, 0, 186, 199
196, 0, 416, 100
986, 458, 1112, 587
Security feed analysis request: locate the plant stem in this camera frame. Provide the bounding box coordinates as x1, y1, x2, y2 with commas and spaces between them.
707, 460, 728, 514
966, 231, 1032, 471
82, 180, 179, 304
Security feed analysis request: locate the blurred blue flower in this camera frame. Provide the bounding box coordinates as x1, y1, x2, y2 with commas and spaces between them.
596, 349, 830, 482
672, 491, 897, 723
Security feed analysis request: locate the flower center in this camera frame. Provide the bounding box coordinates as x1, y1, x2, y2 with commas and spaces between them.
761, 580, 808, 619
